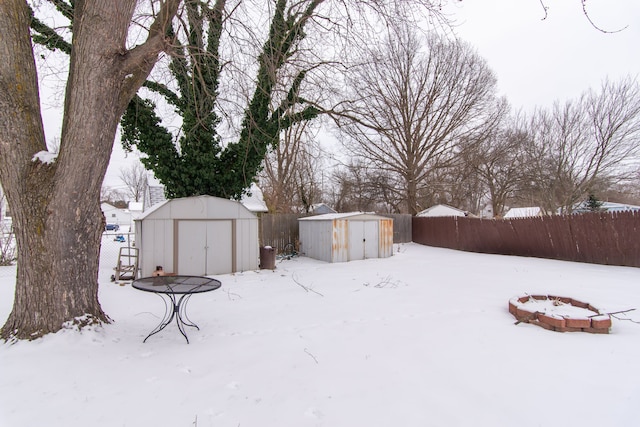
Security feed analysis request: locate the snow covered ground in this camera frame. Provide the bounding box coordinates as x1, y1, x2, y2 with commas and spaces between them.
2, 242, 640, 426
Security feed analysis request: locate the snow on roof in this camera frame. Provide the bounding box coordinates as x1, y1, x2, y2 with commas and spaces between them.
310, 203, 337, 214
600, 202, 640, 212
240, 183, 268, 213
144, 183, 268, 213
299, 212, 386, 221
128, 202, 143, 212
417, 204, 467, 217
504, 207, 542, 218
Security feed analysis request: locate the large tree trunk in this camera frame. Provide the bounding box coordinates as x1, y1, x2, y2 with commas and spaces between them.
0, 0, 178, 340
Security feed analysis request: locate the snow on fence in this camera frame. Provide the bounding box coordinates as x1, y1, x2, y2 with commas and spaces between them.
412, 210, 640, 268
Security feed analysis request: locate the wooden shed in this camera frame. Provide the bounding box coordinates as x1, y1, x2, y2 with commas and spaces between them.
298, 212, 393, 263
134, 195, 259, 276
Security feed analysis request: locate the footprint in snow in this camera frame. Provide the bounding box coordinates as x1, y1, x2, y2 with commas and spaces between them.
226, 381, 240, 390
304, 407, 323, 419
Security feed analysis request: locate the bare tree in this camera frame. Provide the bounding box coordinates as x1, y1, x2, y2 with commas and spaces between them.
329, 160, 401, 213
521, 77, 640, 214
460, 112, 530, 218
100, 186, 127, 207
338, 25, 499, 214
119, 162, 148, 203
259, 120, 325, 213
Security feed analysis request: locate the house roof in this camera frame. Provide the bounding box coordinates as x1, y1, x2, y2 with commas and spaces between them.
128, 202, 143, 212
146, 186, 167, 209
310, 203, 337, 215
504, 207, 542, 218
417, 204, 467, 217
240, 183, 268, 213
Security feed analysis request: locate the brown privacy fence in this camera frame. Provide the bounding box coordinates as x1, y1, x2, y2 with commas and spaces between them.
259, 213, 412, 252
260, 214, 308, 250
412, 211, 640, 268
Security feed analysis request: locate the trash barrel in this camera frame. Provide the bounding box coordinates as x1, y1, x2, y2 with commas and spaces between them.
259, 246, 276, 270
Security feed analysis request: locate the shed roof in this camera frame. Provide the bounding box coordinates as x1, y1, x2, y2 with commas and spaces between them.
136, 195, 256, 221
299, 212, 389, 221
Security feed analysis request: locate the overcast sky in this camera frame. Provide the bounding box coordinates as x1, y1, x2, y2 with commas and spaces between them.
444, 0, 640, 110
89, 1, 640, 188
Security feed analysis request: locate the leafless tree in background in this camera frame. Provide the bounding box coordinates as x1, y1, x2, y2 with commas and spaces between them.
329, 160, 401, 213
460, 111, 529, 218
521, 77, 640, 213
258, 120, 326, 213
100, 187, 127, 207
119, 162, 148, 203
337, 24, 499, 214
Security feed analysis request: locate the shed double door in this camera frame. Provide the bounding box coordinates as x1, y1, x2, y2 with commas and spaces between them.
178, 220, 232, 275
348, 220, 379, 261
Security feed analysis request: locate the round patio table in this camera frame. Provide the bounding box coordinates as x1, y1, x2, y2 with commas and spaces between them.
132, 275, 221, 343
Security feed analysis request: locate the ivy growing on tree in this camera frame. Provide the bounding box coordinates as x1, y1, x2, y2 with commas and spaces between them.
120, 0, 321, 200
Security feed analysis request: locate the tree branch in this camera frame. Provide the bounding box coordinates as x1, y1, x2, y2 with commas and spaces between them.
119, 0, 181, 111
581, 0, 628, 34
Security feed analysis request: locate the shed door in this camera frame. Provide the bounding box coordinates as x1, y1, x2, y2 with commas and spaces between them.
178, 220, 233, 275
348, 220, 379, 261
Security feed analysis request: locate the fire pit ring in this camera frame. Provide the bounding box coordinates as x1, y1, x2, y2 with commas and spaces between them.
509, 295, 611, 334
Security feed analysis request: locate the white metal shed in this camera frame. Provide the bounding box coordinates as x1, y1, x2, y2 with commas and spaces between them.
134, 195, 259, 276
298, 212, 393, 263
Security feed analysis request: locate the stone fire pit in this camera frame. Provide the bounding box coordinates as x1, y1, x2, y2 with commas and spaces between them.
509, 295, 612, 334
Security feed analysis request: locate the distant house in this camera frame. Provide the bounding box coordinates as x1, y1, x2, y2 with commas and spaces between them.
143, 185, 167, 211
600, 202, 640, 213
101, 202, 131, 230
417, 204, 468, 218
503, 207, 543, 219
573, 201, 640, 214
240, 184, 269, 214
310, 203, 337, 215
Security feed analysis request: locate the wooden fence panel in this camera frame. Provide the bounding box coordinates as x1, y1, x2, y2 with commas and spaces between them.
380, 214, 412, 243
413, 211, 640, 268
260, 214, 306, 252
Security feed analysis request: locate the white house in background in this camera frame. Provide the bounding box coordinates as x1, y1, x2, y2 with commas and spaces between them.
101, 202, 131, 230
573, 201, 640, 214
240, 183, 268, 214
600, 202, 640, 213
143, 185, 167, 211
310, 203, 337, 215
417, 204, 468, 218
503, 207, 543, 219
128, 201, 144, 231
